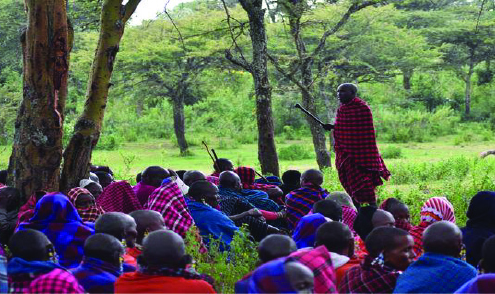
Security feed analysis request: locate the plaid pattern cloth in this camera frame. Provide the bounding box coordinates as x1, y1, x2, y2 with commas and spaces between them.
219, 187, 279, 212
28, 268, 85, 293
217, 187, 255, 215
17, 193, 95, 268
290, 245, 338, 293
286, 184, 328, 230
16, 193, 39, 228
248, 258, 299, 293
0, 255, 6, 294
293, 213, 328, 249
410, 197, 456, 257
338, 255, 399, 293
206, 176, 219, 186
234, 167, 278, 191
97, 181, 142, 213
334, 98, 390, 203
342, 205, 357, 233
71, 257, 122, 293
144, 178, 194, 238
67, 187, 105, 222
394, 252, 477, 293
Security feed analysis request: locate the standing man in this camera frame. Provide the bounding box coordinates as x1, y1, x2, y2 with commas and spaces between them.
323, 83, 390, 208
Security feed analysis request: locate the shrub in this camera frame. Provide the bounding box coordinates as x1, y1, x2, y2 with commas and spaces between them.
381, 146, 403, 159
278, 144, 313, 160
95, 134, 120, 150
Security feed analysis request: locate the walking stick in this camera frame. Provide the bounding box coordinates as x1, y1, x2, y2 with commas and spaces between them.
294, 103, 325, 127
202, 141, 219, 171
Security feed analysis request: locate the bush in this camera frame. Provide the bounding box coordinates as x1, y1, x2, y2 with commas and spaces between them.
278, 144, 313, 160
381, 146, 403, 159
95, 134, 120, 150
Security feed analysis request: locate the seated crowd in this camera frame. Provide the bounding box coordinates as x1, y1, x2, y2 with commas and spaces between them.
0, 160, 494, 293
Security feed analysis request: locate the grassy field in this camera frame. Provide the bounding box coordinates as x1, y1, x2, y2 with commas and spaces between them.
1, 136, 495, 224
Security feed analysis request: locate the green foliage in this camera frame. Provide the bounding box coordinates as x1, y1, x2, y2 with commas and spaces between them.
95, 135, 120, 151
381, 146, 403, 159
185, 226, 258, 293
278, 144, 313, 161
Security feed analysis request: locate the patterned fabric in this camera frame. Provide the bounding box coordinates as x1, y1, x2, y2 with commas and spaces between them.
206, 176, 219, 186
455, 273, 495, 293
286, 184, 328, 230
395, 219, 412, 231
289, 245, 338, 294
144, 178, 194, 238
115, 272, 216, 293
219, 187, 279, 212
293, 213, 328, 249
339, 255, 399, 293
186, 198, 238, 248
234, 167, 277, 191
7, 257, 64, 293
342, 205, 357, 233
16, 193, 39, 228
393, 252, 477, 293
133, 182, 159, 206
410, 197, 456, 257
248, 258, 298, 293
217, 187, 255, 215
67, 187, 105, 222
0, 254, 7, 293
27, 268, 85, 293
17, 193, 95, 268
71, 257, 122, 293
97, 181, 142, 213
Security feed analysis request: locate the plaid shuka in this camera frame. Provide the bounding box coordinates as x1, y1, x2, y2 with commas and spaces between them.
219, 186, 280, 212
338, 255, 400, 293
67, 187, 105, 222
334, 97, 390, 203
234, 167, 278, 191
342, 205, 357, 233
97, 181, 142, 213
71, 257, 122, 293
206, 176, 219, 186
27, 268, 85, 293
144, 178, 194, 238
17, 193, 95, 268
410, 197, 456, 257
293, 213, 328, 249
290, 245, 338, 294
248, 258, 300, 293
16, 193, 39, 228
286, 184, 329, 230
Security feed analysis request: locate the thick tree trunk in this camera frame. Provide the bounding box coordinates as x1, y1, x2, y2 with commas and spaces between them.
172, 95, 188, 156
402, 68, 413, 91
60, 0, 141, 193
239, 0, 280, 177
8, 0, 70, 200
464, 54, 475, 116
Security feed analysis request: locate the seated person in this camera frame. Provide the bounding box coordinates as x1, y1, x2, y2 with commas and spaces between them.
79, 179, 103, 199
235, 234, 297, 293
315, 222, 360, 286
97, 180, 142, 213
461, 191, 495, 267
394, 221, 477, 293
127, 210, 166, 260
280, 170, 301, 196
313, 199, 342, 221
327, 191, 357, 233
134, 166, 170, 206
456, 235, 495, 293
115, 230, 215, 293
94, 171, 114, 189
293, 213, 329, 249
380, 198, 411, 231
67, 187, 104, 222
211, 158, 234, 177
339, 227, 415, 293
354, 208, 396, 258
8, 229, 84, 293
16, 190, 46, 227
183, 170, 207, 187
71, 233, 124, 293
17, 193, 94, 268
286, 169, 329, 230
248, 258, 314, 293
0, 186, 21, 245
234, 166, 278, 192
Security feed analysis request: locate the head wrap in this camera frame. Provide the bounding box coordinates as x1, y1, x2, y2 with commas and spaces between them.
67, 187, 104, 222
97, 181, 142, 213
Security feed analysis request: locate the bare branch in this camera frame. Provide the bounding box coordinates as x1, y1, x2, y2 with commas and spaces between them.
225, 49, 251, 71
123, 0, 141, 23
221, 0, 250, 67
163, 8, 187, 53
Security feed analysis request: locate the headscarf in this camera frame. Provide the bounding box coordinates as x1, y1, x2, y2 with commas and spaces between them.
327, 191, 356, 211
234, 167, 277, 191
248, 258, 299, 293
97, 181, 142, 213
410, 197, 456, 257
293, 213, 329, 249
466, 191, 495, 229
17, 193, 94, 268
67, 187, 104, 222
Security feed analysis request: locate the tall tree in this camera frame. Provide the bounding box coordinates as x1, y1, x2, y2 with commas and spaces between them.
223, 0, 280, 176
60, 0, 141, 192
8, 0, 72, 199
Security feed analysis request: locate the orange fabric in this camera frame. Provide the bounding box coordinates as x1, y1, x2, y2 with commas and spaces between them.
336, 258, 362, 286
115, 272, 216, 293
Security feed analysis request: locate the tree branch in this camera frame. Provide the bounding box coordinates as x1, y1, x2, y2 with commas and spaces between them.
221, 0, 250, 68
267, 53, 307, 92
123, 0, 141, 23
225, 49, 251, 71
163, 8, 187, 53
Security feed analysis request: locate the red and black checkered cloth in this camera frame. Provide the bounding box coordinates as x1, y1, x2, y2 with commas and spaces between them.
26, 269, 85, 293
285, 184, 329, 230
234, 167, 277, 191
67, 187, 105, 222
97, 181, 142, 214
334, 97, 390, 203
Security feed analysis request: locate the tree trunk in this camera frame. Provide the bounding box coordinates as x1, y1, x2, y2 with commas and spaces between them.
60, 0, 141, 193
239, 0, 280, 177
172, 94, 188, 156
402, 68, 413, 91
8, 0, 70, 200
464, 52, 475, 116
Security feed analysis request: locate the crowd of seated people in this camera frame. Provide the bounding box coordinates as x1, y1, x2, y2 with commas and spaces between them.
0, 159, 494, 293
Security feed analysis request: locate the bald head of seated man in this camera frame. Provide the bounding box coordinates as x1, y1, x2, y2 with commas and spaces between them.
372, 209, 396, 228
182, 170, 206, 187
141, 166, 170, 188
214, 158, 234, 174
95, 212, 127, 242
423, 220, 463, 257
300, 169, 324, 187
258, 234, 297, 264
219, 171, 242, 190
129, 210, 166, 245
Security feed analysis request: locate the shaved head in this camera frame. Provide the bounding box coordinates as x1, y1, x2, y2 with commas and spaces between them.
258, 234, 297, 263
142, 230, 189, 268
337, 83, 358, 94
316, 222, 354, 257
214, 158, 234, 173
372, 209, 395, 228
142, 166, 170, 187
9, 229, 52, 261
301, 169, 323, 186
95, 212, 127, 241
129, 210, 166, 244
219, 171, 241, 189
84, 233, 124, 266
423, 221, 462, 257
284, 261, 314, 293
183, 170, 206, 186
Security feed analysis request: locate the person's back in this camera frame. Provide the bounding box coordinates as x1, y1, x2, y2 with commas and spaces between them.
71, 234, 124, 293
394, 221, 477, 293
115, 230, 215, 293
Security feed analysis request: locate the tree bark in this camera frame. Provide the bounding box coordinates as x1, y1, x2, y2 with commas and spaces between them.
464, 50, 475, 116
172, 91, 188, 156
402, 68, 413, 91
60, 0, 141, 193
8, 0, 70, 200
238, 0, 280, 177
